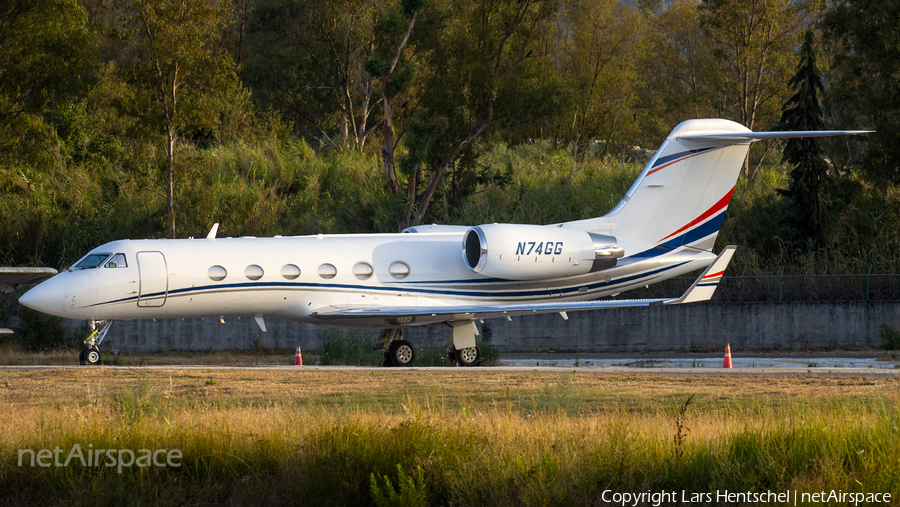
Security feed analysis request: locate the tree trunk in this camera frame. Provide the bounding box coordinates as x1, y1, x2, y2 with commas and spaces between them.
400, 166, 418, 230
414, 115, 491, 226
166, 129, 175, 239
380, 77, 399, 195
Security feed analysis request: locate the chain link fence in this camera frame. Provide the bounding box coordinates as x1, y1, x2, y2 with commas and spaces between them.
628, 273, 900, 303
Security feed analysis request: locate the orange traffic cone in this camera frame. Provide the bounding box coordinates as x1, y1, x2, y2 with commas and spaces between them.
294, 345, 303, 366
723, 343, 733, 369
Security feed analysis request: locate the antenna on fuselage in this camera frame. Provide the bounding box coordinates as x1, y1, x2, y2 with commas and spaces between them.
206, 223, 219, 239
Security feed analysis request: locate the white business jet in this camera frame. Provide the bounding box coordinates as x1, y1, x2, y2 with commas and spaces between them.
18, 119, 869, 366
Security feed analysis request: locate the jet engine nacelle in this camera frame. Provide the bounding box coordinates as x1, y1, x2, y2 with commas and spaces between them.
462, 224, 624, 280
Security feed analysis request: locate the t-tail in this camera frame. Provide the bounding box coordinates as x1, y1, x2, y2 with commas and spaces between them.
566, 119, 871, 252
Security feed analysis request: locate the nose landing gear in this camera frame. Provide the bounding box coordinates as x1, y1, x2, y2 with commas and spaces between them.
80, 320, 112, 366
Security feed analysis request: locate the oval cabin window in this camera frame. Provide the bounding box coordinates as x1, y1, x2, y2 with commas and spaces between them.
389, 261, 410, 279
353, 262, 374, 280
208, 265, 227, 281
318, 263, 337, 279
245, 265, 264, 281
281, 264, 301, 280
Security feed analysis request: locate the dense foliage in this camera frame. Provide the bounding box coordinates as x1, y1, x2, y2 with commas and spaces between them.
1, 0, 898, 275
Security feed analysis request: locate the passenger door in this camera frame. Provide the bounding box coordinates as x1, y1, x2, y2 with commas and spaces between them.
137, 251, 168, 307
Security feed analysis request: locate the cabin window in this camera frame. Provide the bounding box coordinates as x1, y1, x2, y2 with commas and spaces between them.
318, 263, 337, 279
353, 262, 373, 280
105, 253, 127, 268
245, 265, 264, 281
73, 253, 112, 270
208, 265, 227, 281
389, 261, 410, 279
281, 264, 301, 280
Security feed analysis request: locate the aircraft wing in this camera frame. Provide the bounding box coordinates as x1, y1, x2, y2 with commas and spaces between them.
0, 267, 58, 293
311, 246, 736, 325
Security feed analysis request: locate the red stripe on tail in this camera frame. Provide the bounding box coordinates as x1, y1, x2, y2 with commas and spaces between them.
658, 187, 735, 243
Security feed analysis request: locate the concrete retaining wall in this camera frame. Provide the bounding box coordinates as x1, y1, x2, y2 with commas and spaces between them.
38, 302, 900, 352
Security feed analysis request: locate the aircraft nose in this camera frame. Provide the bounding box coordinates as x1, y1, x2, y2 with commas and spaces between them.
19, 277, 65, 317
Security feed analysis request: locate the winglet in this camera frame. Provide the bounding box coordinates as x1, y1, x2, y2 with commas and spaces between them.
665, 245, 736, 305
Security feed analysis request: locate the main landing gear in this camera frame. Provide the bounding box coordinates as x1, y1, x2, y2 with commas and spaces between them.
448, 345, 482, 367
80, 320, 112, 366
374, 329, 482, 367
375, 329, 417, 367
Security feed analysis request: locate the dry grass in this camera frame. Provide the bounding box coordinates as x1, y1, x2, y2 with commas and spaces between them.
1, 368, 896, 413
1, 369, 899, 506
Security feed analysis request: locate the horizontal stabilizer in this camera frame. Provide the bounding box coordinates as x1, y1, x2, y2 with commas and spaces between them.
679, 130, 873, 142
663, 245, 736, 305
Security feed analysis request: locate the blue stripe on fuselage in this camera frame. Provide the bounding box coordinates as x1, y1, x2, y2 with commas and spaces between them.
86, 260, 693, 308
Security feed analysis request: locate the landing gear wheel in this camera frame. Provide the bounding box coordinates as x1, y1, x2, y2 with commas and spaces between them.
84, 347, 101, 366
456, 346, 481, 367
389, 340, 416, 367
447, 348, 458, 367
79, 348, 87, 365
380, 351, 394, 368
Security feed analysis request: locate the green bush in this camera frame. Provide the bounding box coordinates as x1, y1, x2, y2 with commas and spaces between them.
369, 464, 427, 507
13, 307, 69, 351
319, 331, 381, 366
878, 323, 900, 350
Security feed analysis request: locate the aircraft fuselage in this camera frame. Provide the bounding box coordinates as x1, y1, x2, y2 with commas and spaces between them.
21, 232, 714, 328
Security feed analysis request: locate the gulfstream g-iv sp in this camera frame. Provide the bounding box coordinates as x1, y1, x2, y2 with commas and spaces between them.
18, 119, 870, 366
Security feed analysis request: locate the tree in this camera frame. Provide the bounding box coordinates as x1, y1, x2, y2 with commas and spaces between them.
635, 0, 718, 144
698, 0, 811, 177
0, 0, 94, 158
775, 30, 828, 247
365, 0, 421, 196
823, 0, 900, 184
113, 0, 234, 238
396, 0, 560, 228
552, 0, 644, 158
243, 0, 382, 150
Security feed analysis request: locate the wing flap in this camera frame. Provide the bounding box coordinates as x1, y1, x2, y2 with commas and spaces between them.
310, 246, 736, 325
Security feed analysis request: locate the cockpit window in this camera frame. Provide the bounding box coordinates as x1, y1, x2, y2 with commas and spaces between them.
105, 254, 127, 269
73, 253, 112, 270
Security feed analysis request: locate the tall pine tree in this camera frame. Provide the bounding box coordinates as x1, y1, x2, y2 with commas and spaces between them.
776, 30, 829, 249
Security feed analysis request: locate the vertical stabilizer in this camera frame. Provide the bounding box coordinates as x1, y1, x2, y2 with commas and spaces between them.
604, 119, 750, 251
561, 119, 870, 253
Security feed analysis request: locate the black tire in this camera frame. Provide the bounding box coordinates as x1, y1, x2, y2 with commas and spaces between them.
84, 348, 101, 366
389, 340, 416, 367
381, 351, 393, 367
456, 345, 481, 367
78, 348, 87, 366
